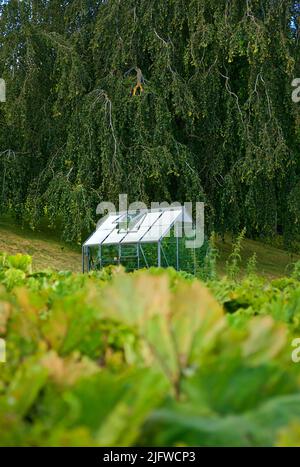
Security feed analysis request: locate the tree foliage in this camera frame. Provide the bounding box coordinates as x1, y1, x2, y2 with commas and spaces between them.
0, 0, 299, 244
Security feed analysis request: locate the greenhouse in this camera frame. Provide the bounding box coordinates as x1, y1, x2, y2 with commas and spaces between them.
83, 206, 206, 274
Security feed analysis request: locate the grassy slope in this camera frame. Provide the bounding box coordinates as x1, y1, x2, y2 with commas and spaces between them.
216, 235, 300, 279
0, 216, 299, 278
0, 216, 82, 272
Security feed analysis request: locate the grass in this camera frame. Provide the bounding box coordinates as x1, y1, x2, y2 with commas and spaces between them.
216, 235, 300, 279
0, 215, 299, 278
0, 215, 81, 272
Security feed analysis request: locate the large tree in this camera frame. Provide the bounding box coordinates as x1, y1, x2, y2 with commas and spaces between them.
0, 0, 299, 245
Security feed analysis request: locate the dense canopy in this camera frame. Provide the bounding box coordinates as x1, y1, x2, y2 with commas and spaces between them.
0, 0, 299, 246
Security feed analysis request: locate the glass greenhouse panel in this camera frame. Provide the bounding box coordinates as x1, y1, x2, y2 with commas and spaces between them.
84, 214, 121, 246
121, 212, 162, 243
140, 209, 182, 242
102, 229, 127, 245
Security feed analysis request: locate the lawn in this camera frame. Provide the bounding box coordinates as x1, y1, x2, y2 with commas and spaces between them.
0, 215, 299, 277
0, 216, 81, 272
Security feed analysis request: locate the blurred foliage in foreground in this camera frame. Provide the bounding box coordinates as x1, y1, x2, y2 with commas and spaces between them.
1, 253, 300, 446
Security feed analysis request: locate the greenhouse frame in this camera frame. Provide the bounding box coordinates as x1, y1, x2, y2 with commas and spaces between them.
82, 206, 205, 274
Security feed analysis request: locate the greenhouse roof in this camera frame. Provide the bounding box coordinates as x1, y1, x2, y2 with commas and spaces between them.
84, 206, 192, 247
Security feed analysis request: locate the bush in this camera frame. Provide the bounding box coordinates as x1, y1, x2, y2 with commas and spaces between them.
1, 254, 300, 446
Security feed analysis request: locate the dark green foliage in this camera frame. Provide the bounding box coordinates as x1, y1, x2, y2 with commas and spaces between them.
0, 0, 299, 246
